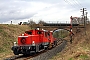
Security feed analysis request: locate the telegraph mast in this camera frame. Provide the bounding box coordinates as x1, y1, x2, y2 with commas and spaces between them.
80, 8, 87, 35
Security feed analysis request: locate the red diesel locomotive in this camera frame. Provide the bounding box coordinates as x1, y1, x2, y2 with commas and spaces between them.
12, 29, 57, 55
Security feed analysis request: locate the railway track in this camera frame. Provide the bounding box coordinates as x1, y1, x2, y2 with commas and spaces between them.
4, 38, 67, 60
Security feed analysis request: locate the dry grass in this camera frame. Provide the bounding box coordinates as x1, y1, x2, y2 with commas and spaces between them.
49, 23, 90, 60
0, 24, 30, 59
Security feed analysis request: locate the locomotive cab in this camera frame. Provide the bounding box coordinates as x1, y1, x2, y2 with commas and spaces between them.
11, 29, 57, 55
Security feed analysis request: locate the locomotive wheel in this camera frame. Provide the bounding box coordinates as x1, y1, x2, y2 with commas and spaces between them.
23, 50, 31, 55
13, 49, 19, 55
44, 46, 48, 50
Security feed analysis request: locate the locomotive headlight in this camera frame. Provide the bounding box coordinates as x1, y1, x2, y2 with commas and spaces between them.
14, 42, 17, 46
22, 34, 24, 36
29, 47, 30, 49
32, 41, 35, 46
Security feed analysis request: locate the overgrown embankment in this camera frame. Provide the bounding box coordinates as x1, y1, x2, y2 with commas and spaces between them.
0, 24, 30, 59
50, 23, 90, 60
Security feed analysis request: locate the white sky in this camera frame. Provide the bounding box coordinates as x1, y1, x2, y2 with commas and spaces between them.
0, 0, 90, 24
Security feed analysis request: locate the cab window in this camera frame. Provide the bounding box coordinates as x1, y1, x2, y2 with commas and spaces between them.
37, 31, 42, 34
25, 31, 32, 35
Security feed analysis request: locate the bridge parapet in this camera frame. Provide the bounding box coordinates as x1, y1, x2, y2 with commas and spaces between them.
30, 23, 84, 30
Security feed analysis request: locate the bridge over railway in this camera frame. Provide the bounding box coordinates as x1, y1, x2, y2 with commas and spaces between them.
30, 23, 84, 31
30, 16, 86, 43
31, 16, 85, 30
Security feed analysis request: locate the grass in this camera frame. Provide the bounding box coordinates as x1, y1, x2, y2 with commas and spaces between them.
0, 47, 5, 53
0, 29, 3, 32
49, 24, 90, 60
79, 54, 88, 60
53, 29, 69, 38
0, 24, 90, 60
0, 24, 31, 59
68, 58, 73, 60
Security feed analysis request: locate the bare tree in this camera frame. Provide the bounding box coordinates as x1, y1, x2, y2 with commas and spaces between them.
38, 20, 46, 24
28, 19, 36, 29
28, 19, 36, 25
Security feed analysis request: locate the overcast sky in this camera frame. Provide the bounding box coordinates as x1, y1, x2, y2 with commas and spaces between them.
0, 0, 90, 24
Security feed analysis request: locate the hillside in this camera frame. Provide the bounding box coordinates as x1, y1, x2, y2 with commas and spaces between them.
0, 24, 31, 59
0, 23, 90, 60
50, 23, 90, 60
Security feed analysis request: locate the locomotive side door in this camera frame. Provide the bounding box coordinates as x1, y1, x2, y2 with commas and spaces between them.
37, 31, 43, 44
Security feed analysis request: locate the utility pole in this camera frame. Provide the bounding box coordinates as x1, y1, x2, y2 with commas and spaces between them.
86, 12, 88, 24
80, 8, 87, 35
80, 8, 87, 26
85, 12, 88, 35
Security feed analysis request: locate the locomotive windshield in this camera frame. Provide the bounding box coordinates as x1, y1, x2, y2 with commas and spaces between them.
25, 31, 32, 35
